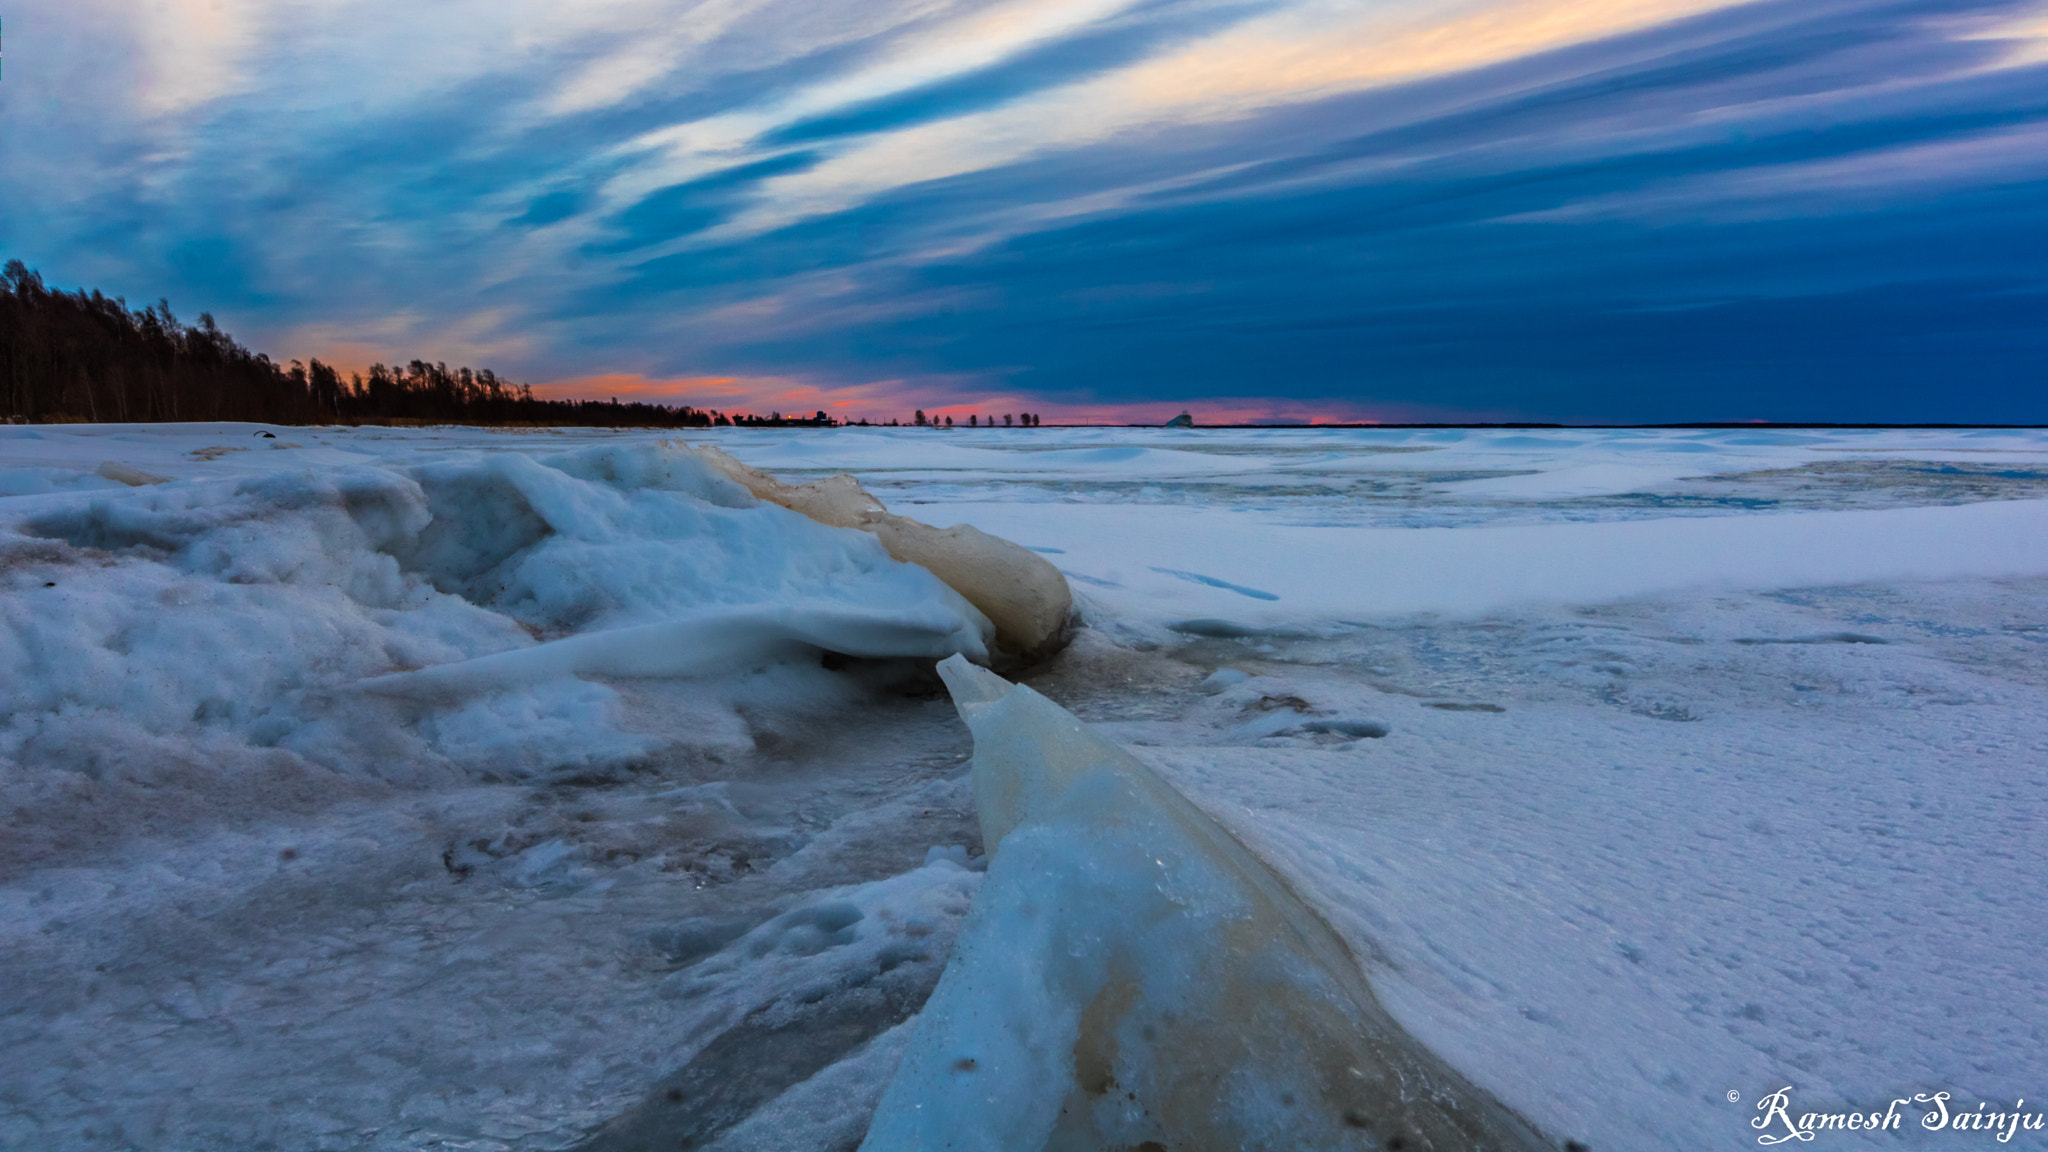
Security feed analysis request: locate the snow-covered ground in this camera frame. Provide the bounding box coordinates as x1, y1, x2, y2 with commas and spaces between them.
3, 422, 2045, 1149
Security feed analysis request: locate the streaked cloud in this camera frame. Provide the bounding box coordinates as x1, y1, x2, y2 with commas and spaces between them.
3, 0, 2043, 422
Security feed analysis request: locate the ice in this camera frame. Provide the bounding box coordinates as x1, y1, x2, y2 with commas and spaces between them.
858, 656, 1551, 1151
7, 422, 2048, 1149
93, 461, 171, 487
715, 424, 2048, 532
933, 498, 2048, 630
356, 607, 984, 701
1, 433, 1017, 1149
581, 855, 984, 1152
0, 440, 990, 800
0, 696, 991, 1151
0, 467, 125, 497
682, 443, 1073, 663
398, 444, 991, 647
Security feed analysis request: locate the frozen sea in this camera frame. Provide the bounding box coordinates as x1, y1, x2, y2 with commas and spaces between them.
2, 422, 2045, 1150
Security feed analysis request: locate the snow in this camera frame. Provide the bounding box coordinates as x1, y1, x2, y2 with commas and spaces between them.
927, 497, 2048, 628
5, 421, 2047, 1149
1091, 585, 2048, 1148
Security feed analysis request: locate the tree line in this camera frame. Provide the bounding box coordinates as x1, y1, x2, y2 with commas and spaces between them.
910, 410, 1041, 428
0, 262, 758, 428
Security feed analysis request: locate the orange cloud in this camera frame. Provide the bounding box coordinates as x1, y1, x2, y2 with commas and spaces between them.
1119, 0, 1735, 117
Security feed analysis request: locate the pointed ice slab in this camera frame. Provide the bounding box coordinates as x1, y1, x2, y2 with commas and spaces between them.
355, 606, 987, 700
860, 656, 1552, 1152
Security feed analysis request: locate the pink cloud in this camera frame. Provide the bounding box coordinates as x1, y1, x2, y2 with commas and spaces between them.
528, 372, 1511, 426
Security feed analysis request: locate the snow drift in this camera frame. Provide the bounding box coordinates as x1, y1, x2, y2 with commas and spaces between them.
859, 655, 1551, 1152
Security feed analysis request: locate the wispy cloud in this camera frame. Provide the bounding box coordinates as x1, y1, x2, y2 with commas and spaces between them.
4, 0, 2043, 421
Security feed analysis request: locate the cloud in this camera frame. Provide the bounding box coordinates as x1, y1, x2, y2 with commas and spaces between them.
5, 0, 2045, 421
761, 0, 1268, 145
599, 151, 825, 251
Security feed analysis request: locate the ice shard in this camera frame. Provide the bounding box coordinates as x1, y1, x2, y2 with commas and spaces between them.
354, 605, 988, 700
859, 655, 1555, 1152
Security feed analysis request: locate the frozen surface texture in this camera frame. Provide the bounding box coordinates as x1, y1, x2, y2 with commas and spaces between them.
0, 438, 987, 803
684, 444, 1073, 663
860, 656, 1550, 1152
0, 428, 998, 1149
4, 422, 2047, 1150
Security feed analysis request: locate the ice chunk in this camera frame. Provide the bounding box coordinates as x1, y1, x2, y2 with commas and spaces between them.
1198, 668, 1251, 693
680, 444, 1073, 664
355, 605, 987, 699
94, 461, 171, 486
1, 444, 994, 796
859, 656, 1551, 1152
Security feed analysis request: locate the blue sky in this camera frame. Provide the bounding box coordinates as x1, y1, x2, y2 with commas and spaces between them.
2, 0, 2044, 422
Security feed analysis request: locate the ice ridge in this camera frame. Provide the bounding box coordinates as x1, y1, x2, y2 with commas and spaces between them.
859, 655, 1553, 1152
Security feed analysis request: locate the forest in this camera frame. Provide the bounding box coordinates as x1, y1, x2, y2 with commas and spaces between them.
0, 262, 780, 428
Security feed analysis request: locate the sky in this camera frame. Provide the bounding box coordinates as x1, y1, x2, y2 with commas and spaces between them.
1, 0, 2045, 424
